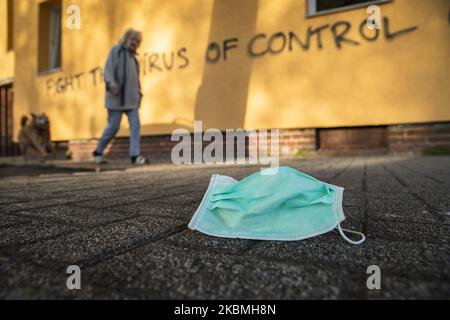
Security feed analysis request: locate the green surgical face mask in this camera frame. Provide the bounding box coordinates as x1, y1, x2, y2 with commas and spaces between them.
189, 167, 365, 245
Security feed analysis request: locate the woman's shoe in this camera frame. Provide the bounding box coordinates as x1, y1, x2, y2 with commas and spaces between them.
131, 155, 149, 165
93, 151, 107, 164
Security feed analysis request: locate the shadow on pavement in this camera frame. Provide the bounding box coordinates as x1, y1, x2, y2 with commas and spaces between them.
0, 161, 149, 179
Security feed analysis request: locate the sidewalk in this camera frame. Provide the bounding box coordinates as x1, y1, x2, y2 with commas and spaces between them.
0, 156, 449, 299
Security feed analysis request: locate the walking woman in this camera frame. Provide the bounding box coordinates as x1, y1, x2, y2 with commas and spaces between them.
93, 29, 148, 165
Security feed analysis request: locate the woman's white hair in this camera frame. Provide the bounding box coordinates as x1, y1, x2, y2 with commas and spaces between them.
119, 28, 142, 46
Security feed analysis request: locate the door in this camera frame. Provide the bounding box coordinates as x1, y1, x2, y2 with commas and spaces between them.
0, 84, 18, 157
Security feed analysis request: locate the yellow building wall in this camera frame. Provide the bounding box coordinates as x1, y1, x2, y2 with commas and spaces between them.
4, 0, 450, 142
0, 0, 14, 82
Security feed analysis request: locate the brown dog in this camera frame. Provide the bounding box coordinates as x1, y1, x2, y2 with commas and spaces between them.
18, 114, 55, 163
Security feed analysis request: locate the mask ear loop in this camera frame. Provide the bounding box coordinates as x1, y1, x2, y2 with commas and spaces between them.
337, 224, 366, 245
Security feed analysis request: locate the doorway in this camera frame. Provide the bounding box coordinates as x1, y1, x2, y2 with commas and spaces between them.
0, 83, 19, 156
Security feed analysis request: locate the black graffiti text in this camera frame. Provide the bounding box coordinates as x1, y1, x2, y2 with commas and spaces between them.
206, 38, 239, 63
46, 72, 85, 96
89, 67, 104, 87
246, 16, 417, 59
141, 47, 190, 74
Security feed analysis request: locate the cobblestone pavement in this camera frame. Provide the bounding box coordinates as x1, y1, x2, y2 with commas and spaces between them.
0, 156, 449, 299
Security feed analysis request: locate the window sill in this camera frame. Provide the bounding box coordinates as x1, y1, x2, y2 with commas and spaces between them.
0, 77, 14, 86
37, 68, 63, 77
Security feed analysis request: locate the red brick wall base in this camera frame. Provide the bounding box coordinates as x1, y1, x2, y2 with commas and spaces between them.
68, 122, 450, 162
69, 129, 317, 162
388, 122, 450, 155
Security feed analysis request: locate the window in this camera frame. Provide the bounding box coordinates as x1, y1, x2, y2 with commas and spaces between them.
38, 0, 62, 73
307, 0, 391, 17
7, 0, 14, 51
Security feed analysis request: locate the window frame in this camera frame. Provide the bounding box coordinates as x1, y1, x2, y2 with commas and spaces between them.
48, 5, 62, 70
306, 0, 392, 18
37, 0, 63, 75
6, 0, 14, 51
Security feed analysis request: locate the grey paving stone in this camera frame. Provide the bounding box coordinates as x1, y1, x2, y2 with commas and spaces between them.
74, 185, 202, 210
342, 192, 365, 208
365, 167, 406, 193
163, 229, 256, 255
0, 191, 73, 201
247, 238, 450, 280
112, 201, 198, 222
84, 243, 353, 299
0, 220, 80, 248
416, 192, 450, 215
0, 197, 24, 205
367, 194, 436, 223
384, 162, 449, 189
0, 214, 32, 228
157, 191, 204, 206
0, 197, 97, 214
73, 194, 157, 210
340, 206, 365, 230
16, 216, 184, 266
366, 218, 450, 244
331, 179, 363, 192
0, 255, 95, 300
366, 275, 450, 300
0, 156, 449, 299
12, 205, 140, 227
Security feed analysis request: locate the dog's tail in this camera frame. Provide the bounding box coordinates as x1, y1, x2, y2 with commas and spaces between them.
21, 116, 29, 127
